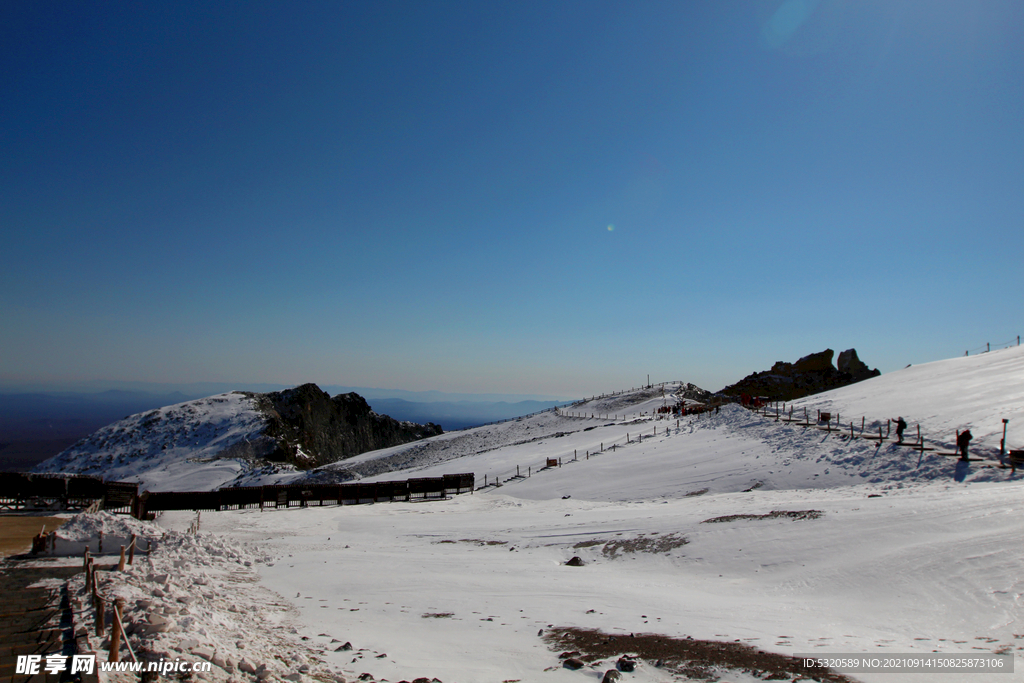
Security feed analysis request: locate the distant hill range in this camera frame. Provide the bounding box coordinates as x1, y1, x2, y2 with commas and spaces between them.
31, 384, 442, 484
719, 348, 880, 402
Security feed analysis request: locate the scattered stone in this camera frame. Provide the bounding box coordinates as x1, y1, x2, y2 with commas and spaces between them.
602, 671, 621, 683
558, 651, 581, 659
617, 657, 636, 672
565, 556, 585, 567
563, 658, 585, 670
238, 659, 257, 674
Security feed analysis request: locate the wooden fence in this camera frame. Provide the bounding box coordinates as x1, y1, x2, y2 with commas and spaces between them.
2, 472, 474, 519
0, 473, 141, 514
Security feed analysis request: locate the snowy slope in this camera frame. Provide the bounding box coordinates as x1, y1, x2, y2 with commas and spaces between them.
788, 344, 1024, 457
330, 389, 1016, 503
31, 392, 294, 491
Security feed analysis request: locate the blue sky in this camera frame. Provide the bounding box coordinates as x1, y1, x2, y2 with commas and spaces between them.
2, 0, 1021, 398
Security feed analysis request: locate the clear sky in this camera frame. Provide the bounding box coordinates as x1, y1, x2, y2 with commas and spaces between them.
2, 0, 1022, 398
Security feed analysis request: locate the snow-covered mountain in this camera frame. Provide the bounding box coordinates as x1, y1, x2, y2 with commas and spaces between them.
33, 346, 1024, 497
118, 344, 1024, 683
31, 384, 442, 491
33, 391, 273, 490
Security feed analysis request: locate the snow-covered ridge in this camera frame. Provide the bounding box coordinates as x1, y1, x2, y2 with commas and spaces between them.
33, 392, 270, 491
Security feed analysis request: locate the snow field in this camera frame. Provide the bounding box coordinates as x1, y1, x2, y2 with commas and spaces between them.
167, 480, 1024, 683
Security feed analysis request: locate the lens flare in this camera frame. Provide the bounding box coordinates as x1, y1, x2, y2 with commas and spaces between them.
607, 224, 615, 232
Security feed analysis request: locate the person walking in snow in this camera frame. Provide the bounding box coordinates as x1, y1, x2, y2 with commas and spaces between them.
893, 417, 907, 444
957, 429, 973, 461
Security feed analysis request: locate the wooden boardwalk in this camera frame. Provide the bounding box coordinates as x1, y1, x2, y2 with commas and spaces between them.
0, 558, 96, 683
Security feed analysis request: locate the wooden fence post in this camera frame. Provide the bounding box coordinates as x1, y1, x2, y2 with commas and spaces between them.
108, 600, 122, 662
118, 546, 126, 571
95, 593, 105, 636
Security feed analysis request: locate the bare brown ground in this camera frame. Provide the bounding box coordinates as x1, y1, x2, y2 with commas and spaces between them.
702, 510, 824, 524
0, 515, 67, 558
543, 627, 859, 682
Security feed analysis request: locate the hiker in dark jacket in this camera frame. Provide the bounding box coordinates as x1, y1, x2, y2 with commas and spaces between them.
893, 417, 907, 444
957, 429, 973, 461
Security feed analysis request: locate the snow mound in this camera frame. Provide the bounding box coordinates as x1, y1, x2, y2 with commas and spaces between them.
66, 516, 344, 683
57, 510, 160, 542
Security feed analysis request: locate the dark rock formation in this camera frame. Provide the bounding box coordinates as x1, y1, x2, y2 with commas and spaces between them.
249, 383, 443, 468
837, 348, 877, 382
720, 348, 880, 402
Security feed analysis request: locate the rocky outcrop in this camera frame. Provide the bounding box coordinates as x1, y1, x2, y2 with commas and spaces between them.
720, 348, 880, 401
248, 383, 442, 468
837, 348, 878, 382
675, 382, 713, 403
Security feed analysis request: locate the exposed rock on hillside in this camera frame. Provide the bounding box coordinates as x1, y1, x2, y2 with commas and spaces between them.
675, 382, 713, 403
720, 348, 880, 401
249, 383, 443, 467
